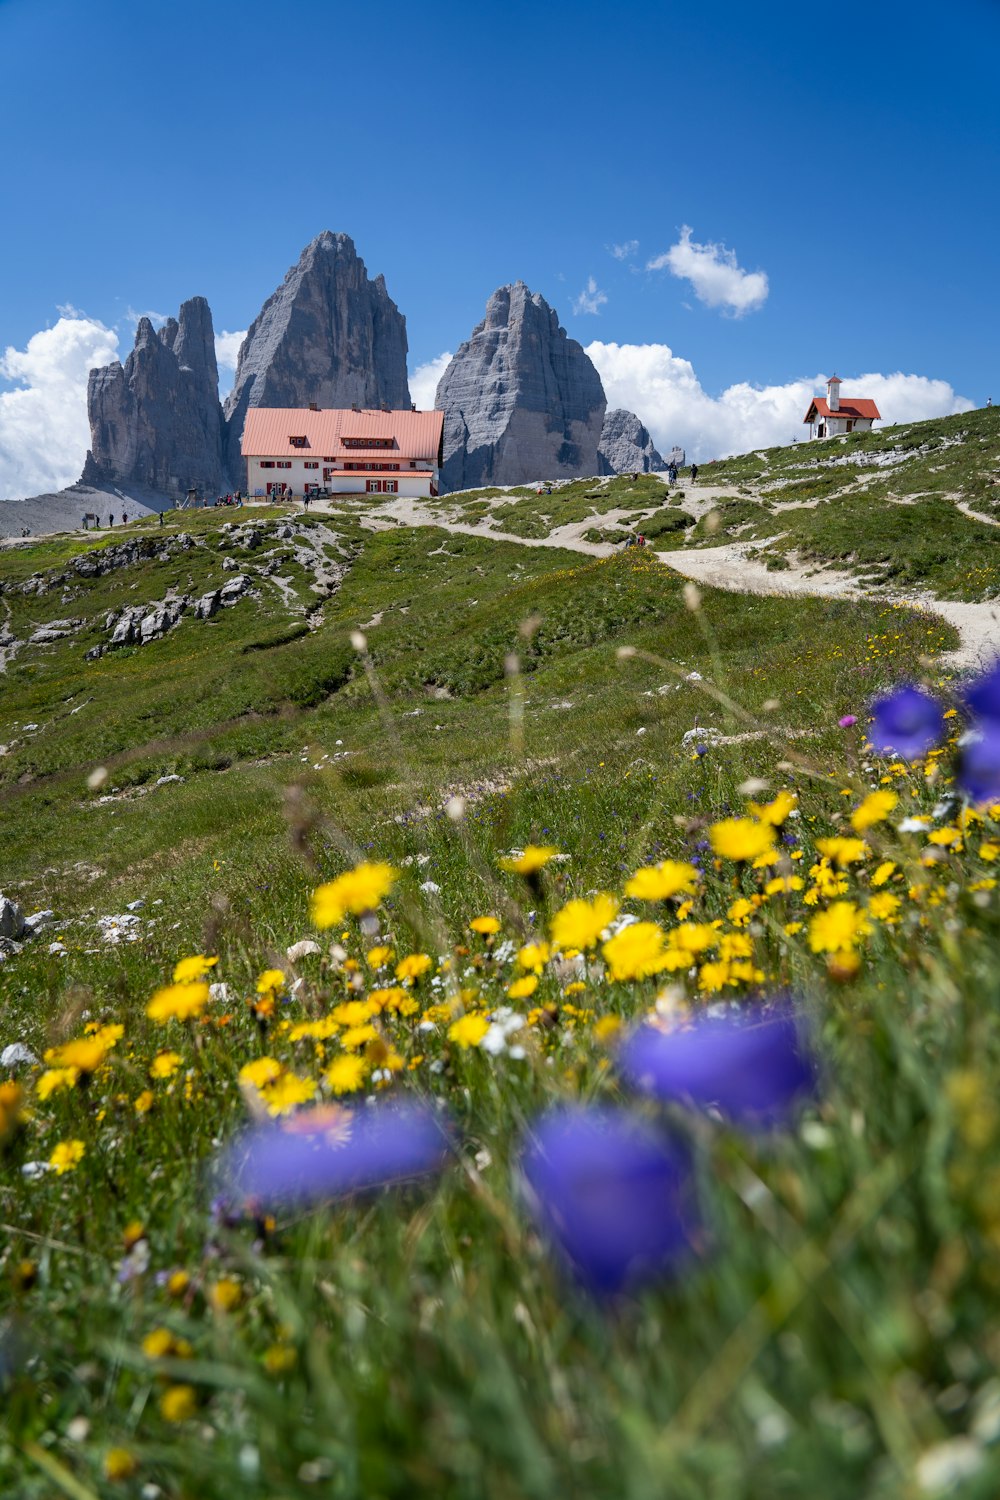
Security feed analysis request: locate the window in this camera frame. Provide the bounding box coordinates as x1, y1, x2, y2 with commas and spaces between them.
260, 460, 275, 469
304, 461, 319, 469
289, 436, 308, 448
384, 480, 398, 494
276, 461, 292, 469
343, 436, 394, 449
322, 456, 337, 462
365, 479, 383, 493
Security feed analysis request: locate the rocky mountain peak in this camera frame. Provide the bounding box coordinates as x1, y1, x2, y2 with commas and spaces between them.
222, 231, 410, 481
434, 283, 606, 492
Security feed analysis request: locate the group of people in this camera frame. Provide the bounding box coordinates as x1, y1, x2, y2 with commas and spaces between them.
666, 461, 699, 485
81, 511, 129, 530
213, 492, 243, 507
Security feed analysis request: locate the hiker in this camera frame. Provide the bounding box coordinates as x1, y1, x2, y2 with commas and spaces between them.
158, 511, 164, 528
81, 514, 88, 530
108, 514, 114, 527
690, 463, 699, 483
638, 533, 646, 547
122, 510, 128, 525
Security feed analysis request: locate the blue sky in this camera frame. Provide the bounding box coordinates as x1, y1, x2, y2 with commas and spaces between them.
0, 0, 997, 492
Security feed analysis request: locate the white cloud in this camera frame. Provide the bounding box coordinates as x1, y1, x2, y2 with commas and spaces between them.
125, 305, 169, 329
609, 240, 639, 261
573, 276, 608, 316
215, 329, 246, 372
585, 340, 974, 463
410, 350, 453, 410
0, 313, 120, 499
648, 226, 769, 317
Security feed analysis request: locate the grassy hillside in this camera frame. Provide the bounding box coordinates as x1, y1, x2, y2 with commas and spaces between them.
2, 491, 999, 1499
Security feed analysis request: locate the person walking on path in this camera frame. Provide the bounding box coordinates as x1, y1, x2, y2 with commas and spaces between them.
158, 510, 164, 528
81, 514, 88, 531
690, 463, 699, 483
108, 514, 114, 527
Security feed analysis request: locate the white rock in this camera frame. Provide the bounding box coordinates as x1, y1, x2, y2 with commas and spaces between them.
0, 895, 25, 941
286, 940, 321, 962
1, 1042, 38, 1068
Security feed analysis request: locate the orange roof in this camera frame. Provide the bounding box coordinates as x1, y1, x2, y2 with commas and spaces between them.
241, 407, 444, 463
803, 397, 881, 423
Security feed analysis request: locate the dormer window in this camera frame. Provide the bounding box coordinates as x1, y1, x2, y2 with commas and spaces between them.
289, 435, 309, 448
342, 436, 395, 449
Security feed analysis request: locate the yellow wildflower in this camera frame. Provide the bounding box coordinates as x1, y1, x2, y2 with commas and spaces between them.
871, 861, 897, 887
709, 818, 776, 862
470, 915, 501, 935
331, 999, 378, 1026
172, 954, 218, 982
104, 1448, 138, 1482
928, 826, 962, 848
147, 982, 209, 1023
238, 1056, 284, 1090
255, 968, 286, 996
159, 1385, 197, 1423
816, 836, 869, 867
48, 1037, 109, 1073
670, 922, 719, 954
719, 932, 753, 960
259, 1073, 316, 1116
727, 897, 754, 926
602, 922, 671, 981
594, 1015, 621, 1045
448, 1012, 490, 1048
142, 1327, 177, 1360
698, 960, 732, 992
850, 790, 898, 832
264, 1344, 298, 1375
340, 1023, 379, 1051
396, 952, 433, 982
0, 1082, 25, 1140
749, 789, 797, 825
166, 1270, 190, 1298
49, 1139, 85, 1175
507, 975, 538, 999
868, 892, 902, 923
764, 874, 804, 895
550, 893, 619, 951
150, 1050, 183, 1079
370, 986, 417, 1014
517, 941, 551, 972
980, 842, 999, 863
36, 1067, 79, 1100
325, 1055, 368, 1094
624, 860, 699, 901
311, 861, 398, 928
500, 845, 558, 875
366, 944, 394, 968
134, 1090, 154, 1115
209, 1278, 242, 1312
808, 901, 871, 954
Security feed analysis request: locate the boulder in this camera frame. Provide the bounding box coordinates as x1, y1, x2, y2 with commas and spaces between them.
223, 231, 411, 483
597, 410, 665, 475
435, 282, 606, 492
219, 575, 249, 605
194, 590, 220, 620
0, 895, 25, 941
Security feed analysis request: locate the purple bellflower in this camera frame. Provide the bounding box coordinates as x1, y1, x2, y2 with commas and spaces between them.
869, 685, 945, 761
958, 728, 1000, 805
220, 1100, 451, 1209
619, 1001, 817, 1128
520, 1106, 699, 1296
966, 660, 1000, 725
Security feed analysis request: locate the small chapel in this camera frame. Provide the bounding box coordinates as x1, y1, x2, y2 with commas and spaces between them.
803, 376, 880, 439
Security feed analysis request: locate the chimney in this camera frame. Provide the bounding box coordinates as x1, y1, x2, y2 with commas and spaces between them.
827, 374, 841, 412
308, 402, 318, 412
351, 402, 359, 412
411, 403, 417, 412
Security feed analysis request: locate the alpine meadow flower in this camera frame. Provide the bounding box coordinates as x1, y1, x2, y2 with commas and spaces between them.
850, 790, 898, 832
500, 845, 559, 875
220, 1101, 451, 1207
550, 893, 620, 951
958, 729, 1000, 805
869, 685, 944, 760
620, 1002, 817, 1127
602, 922, 671, 981
624, 860, 699, 901
965, 659, 1000, 724
520, 1106, 699, 1295
49, 1139, 86, 1175
311, 862, 398, 928
172, 954, 218, 982
147, 982, 209, 1024
708, 818, 776, 863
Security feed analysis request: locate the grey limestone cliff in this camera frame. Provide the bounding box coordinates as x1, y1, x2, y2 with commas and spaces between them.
597, 409, 665, 474
83, 297, 226, 498
223, 231, 410, 481
434, 283, 606, 493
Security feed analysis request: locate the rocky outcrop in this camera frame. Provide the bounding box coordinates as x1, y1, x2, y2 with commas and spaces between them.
434, 283, 607, 493
598, 409, 665, 475
223, 231, 410, 482
83, 298, 226, 499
